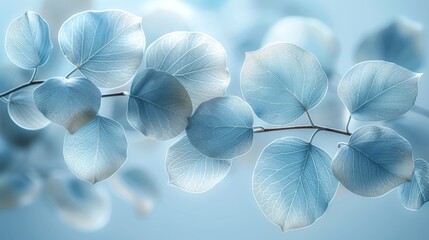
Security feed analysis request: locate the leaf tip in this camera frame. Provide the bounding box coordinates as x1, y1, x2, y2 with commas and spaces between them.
416, 72, 424, 79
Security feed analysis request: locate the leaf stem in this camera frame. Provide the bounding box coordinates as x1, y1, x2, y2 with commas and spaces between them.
309, 129, 321, 144
306, 110, 315, 126
29, 68, 38, 83
102, 91, 130, 98
345, 115, 352, 134
253, 125, 352, 136
411, 105, 429, 118
0, 97, 9, 103
0, 80, 45, 98
65, 68, 78, 79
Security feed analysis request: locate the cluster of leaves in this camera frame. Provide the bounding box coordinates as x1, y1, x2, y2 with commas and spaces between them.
1, 9, 428, 232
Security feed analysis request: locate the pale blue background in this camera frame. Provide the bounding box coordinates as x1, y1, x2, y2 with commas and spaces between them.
1, 0, 429, 239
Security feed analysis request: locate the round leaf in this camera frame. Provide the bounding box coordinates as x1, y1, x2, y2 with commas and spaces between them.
166, 136, 231, 193
146, 32, 230, 107
186, 96, 253, 159
58, 10, 145, 88
127, 68, 192, 140
8, 86, 50, 130
5, 11, 53, 69
34, 77, 101, 133
332, 125, 414, 197
263, 16, 339, 75
0, 170, 41, 209
46, 173, 111, 231
63, 116, 128, 184
253, 137, 338, 231
241, 43, 328, 125
110, 168, 157, 215
355, 18, 424, 71
338, 61, 420, 121
399, 159, 429, 211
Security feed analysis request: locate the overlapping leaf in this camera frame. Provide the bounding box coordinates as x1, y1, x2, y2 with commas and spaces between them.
58, 10, 145, 88
338, 61, 420, 121
63, 116, 127, 184
167, 136, 231, 193
241, 43, 328, 125
5, 11, 52, 69
33, 77, 100, 133
8, 86, 50, 130
127, 68, 192, 140
186, 96, 253, 159
400, 159, 429, 210
253, 137, 337, 231
146, 32, 230, 107
332, 125, 414, 197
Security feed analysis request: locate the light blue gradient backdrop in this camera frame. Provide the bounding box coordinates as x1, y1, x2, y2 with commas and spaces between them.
1, 0, 429, 239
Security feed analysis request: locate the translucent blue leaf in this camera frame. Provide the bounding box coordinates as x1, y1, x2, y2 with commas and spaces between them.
241, 43, 328, 125
0, 98, 42, 147
127, 68, 192, 140
186, 96, 253, 159
253, 137, 338, 231
63, 116, 128, 184
5, 11, 53, 69
338, 61, 421, 121
355, 18, 424, 71
399, 159, 429, 211
8, 86, 50, 130
33, 77, 101, 133
0, 64, 41, 146
166, 136, 231, 193
332, 125, 413, 197
46, 173, 111, 230
263, 16, 340, 75
58, 10, 145, 88
0, 170, 41, 209
146, 32, 230, 108
111, 168, 157, 215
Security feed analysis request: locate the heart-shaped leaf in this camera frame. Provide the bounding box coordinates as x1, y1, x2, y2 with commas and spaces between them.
399, 159, 429, 211
58, 10, 145, 88
166, 136, 231, 193
338, 61, 420, 121
8, 86, 50, 130
186, 96, 253, 159
332, 125, 414, 197
146, 32, 230, 108
5, 11, 52, 69
46, 173, 111, 231
127, 68, 192, 140
241, 43, 328, 125
253, 137, 338, 231
33, 77, 101, 133
63, 116, 127, 184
